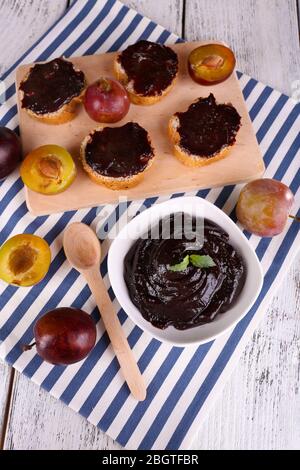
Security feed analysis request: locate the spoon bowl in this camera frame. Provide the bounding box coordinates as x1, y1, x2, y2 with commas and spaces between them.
63, 222, 101, 271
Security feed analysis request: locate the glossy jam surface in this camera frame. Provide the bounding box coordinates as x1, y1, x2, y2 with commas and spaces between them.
124, 213, 246, 330
85, 122, 154, 178
119, 40, 178, 96
20, 58, 85, 114
176, 94, 241, 157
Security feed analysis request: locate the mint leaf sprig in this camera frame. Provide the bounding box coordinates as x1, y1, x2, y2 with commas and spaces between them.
168, 255, 190, 272
168, 254, 216, 272
189, 254, 216, 268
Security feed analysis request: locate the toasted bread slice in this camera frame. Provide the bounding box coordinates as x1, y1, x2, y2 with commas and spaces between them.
20, 90, 85, 125
19, 58, 86, 125
168, 115, 231, 167
80, 123, 155, 190
114, 58, 177, 106
114, 40, 178, 106
168, 94, 241, 167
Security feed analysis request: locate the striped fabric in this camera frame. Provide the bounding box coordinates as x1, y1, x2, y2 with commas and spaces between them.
0, 0, 299, 450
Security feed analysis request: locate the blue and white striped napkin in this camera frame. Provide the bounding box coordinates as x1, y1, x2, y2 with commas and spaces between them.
0, 0, 299, 450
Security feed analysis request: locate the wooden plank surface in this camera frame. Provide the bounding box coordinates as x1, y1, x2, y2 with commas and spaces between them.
0, 0, 67, 76
0, 365, 13, 448
0, 0, 299, 450
185, 0, 300, 96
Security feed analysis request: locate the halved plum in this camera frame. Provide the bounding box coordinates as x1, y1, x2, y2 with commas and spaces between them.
0, 234, 51, 286
20, 144, 76, 195
188, 44, 236, 85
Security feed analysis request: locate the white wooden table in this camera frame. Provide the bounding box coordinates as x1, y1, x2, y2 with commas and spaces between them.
0, 0, 299, 450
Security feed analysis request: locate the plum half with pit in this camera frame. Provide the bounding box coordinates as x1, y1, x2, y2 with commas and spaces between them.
20, 144, 76, 195
0, 127, 22, 179
0, 234, 51, 286
236, 178, 295, 237
188, 44, 236, 85
23, 307, 97, 365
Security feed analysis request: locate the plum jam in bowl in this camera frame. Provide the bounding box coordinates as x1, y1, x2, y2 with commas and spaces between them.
108, 196, 263, 346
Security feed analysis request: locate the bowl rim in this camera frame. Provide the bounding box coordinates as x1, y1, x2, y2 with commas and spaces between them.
107, 196, 263, 347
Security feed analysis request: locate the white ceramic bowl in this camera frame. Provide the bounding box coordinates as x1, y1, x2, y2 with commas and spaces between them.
108, 196, 263, 347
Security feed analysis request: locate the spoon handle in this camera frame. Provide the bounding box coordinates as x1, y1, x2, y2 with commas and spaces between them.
84, 267, 146, 401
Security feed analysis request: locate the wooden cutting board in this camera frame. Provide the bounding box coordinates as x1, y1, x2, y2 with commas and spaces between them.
15, 41, 265, 216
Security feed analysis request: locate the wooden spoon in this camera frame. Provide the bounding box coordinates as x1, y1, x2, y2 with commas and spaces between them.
63, 222, 146, 401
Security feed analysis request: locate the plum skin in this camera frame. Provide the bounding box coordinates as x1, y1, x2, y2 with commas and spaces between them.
236, 179, 294, 237
34, 307, 97, 365
84, 77, 130, 123
0, 127, 22, 179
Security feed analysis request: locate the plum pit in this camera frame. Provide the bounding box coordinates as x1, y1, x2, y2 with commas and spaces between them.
38, 155, 62, 180
188, 44, 236, 85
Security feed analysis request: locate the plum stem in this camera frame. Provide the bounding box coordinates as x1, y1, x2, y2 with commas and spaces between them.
22, 342, 36, 352
289, 214, 300, 222
98, 78, 111, 92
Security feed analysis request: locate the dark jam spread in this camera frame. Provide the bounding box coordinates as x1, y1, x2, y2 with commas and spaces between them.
124, 213, 246, 330
118, 40, 178, 96
176, 94, 241, 157
85, 122, 154, 178
20, 58, 85, 114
